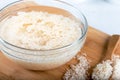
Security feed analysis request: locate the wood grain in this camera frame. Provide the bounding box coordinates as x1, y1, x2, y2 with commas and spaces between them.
103, 35, 120, 61
0, 27, 117, 80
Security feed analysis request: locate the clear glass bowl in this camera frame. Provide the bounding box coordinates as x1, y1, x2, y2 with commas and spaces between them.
0, 0, 88, 70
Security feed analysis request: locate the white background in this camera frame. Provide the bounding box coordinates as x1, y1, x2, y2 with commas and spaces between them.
0, 0, 120, 35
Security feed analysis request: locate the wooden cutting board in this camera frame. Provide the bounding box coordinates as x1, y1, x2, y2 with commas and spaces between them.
0, 27, 119, 80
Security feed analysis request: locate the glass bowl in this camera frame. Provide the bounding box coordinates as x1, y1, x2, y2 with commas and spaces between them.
0, 0, 88, 70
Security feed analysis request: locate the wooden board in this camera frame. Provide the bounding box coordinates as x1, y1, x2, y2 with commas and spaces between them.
0, 27, 119, 80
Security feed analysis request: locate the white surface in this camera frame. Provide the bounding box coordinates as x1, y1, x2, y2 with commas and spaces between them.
0, 0, 120, 35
